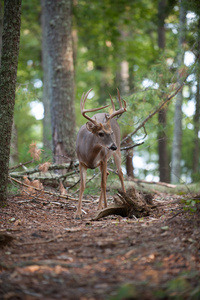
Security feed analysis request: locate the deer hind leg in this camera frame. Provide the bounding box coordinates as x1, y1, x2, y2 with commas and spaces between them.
75, 163, 87, 219
113, 149, 126, 192
98, 160, 108, 210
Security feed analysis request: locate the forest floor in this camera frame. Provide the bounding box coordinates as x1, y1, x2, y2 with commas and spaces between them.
0, 184, 200, 300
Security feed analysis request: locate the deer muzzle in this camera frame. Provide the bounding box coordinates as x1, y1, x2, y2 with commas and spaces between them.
109, 143, 117, 151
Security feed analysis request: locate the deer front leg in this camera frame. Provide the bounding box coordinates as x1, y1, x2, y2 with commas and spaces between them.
98, 160, 108, 210
75, 163, 87, 219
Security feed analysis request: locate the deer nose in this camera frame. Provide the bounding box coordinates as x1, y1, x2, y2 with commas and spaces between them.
109, 144, 117, 151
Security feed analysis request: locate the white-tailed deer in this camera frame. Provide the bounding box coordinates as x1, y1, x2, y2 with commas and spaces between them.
75, 88, 127, 219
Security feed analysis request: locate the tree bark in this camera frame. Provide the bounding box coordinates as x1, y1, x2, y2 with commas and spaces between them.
123, 136, 134, 178
192, 18, 200, 178
171, 1, 186, 183
157, 0, 170, 183
0, 0, 22, 204
119, 60, 134, 178
193, 72, 200, 176
44, 0, 76, 164
0, 1, 3, 63
41, 0, 52, 157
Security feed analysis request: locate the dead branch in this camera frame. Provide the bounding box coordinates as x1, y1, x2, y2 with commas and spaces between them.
9, 161, 79, 178
9, 176, 79, 202
9, 159, 34, 171
121, 82, 185, 145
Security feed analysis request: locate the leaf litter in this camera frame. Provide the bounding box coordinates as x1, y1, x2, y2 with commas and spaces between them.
0, 188, 200, 299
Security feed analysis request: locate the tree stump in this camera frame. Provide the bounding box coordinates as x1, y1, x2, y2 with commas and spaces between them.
92, 187, 154, 221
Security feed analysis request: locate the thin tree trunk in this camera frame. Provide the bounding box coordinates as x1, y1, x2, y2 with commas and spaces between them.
171, 1, 186, 183
44, 0, 76, 164
193, 73, 200, 176
192, 18, 200, 178
120, 60, 130, 95
41, 0, 52, 157
0, 0, 22, 204
119, 60, 134, 178
157, 0, 170, 183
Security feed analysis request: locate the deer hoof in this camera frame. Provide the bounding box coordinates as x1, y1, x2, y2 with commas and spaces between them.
74, 213, 82, 220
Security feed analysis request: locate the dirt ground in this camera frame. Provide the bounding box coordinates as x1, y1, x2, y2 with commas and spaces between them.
0, 188, 200, 300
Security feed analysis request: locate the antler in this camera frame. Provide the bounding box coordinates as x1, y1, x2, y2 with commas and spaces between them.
80, 88, 110, 125
108, 88, 127, 120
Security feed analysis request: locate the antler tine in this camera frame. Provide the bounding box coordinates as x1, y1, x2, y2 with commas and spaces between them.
80, 88, 93, 111
117, 88, 127, 110
80, 92, 85, 111
117, 88, 122, 107
108, 88, 127, 120
80, 89, 110, 124
109, 94, 115, 112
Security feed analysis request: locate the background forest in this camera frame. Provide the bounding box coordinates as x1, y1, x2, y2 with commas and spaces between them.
1, 0, 200, 185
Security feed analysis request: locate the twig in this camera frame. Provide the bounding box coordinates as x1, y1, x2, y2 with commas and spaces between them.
120, 141, 144, 151
9, 160, 34, 170
167, 210, 185, 221
71, 171, 100, 195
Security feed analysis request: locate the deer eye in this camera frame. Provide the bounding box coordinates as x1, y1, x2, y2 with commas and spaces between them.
98, 132, 104, 137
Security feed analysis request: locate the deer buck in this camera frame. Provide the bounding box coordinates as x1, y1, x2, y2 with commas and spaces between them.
75, 88, 127, 219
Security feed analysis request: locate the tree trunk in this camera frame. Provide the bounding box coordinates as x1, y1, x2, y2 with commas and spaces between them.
120, 60, 130, 95
44, 0, 76, 164
192, 18, 200, 179
119, 60, 134, 178
171, 1, 186, 183
157, 0, 170, 183
158, 108, 170, 182
41, 0, 52, 157
0, 0, 22, 204
0, 1, 3, 63
193, 72, 200, 177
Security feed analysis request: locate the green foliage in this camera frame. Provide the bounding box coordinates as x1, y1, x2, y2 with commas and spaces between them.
164, 272, 200, 300
109, 283, 136, 300
182, 197, 199, 213
14, 85, 42, 162
109, 272, 200, 300
7, 0, 200, 184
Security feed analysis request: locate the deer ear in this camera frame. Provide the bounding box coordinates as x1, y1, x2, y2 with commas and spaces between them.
86, 122, 96, 133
